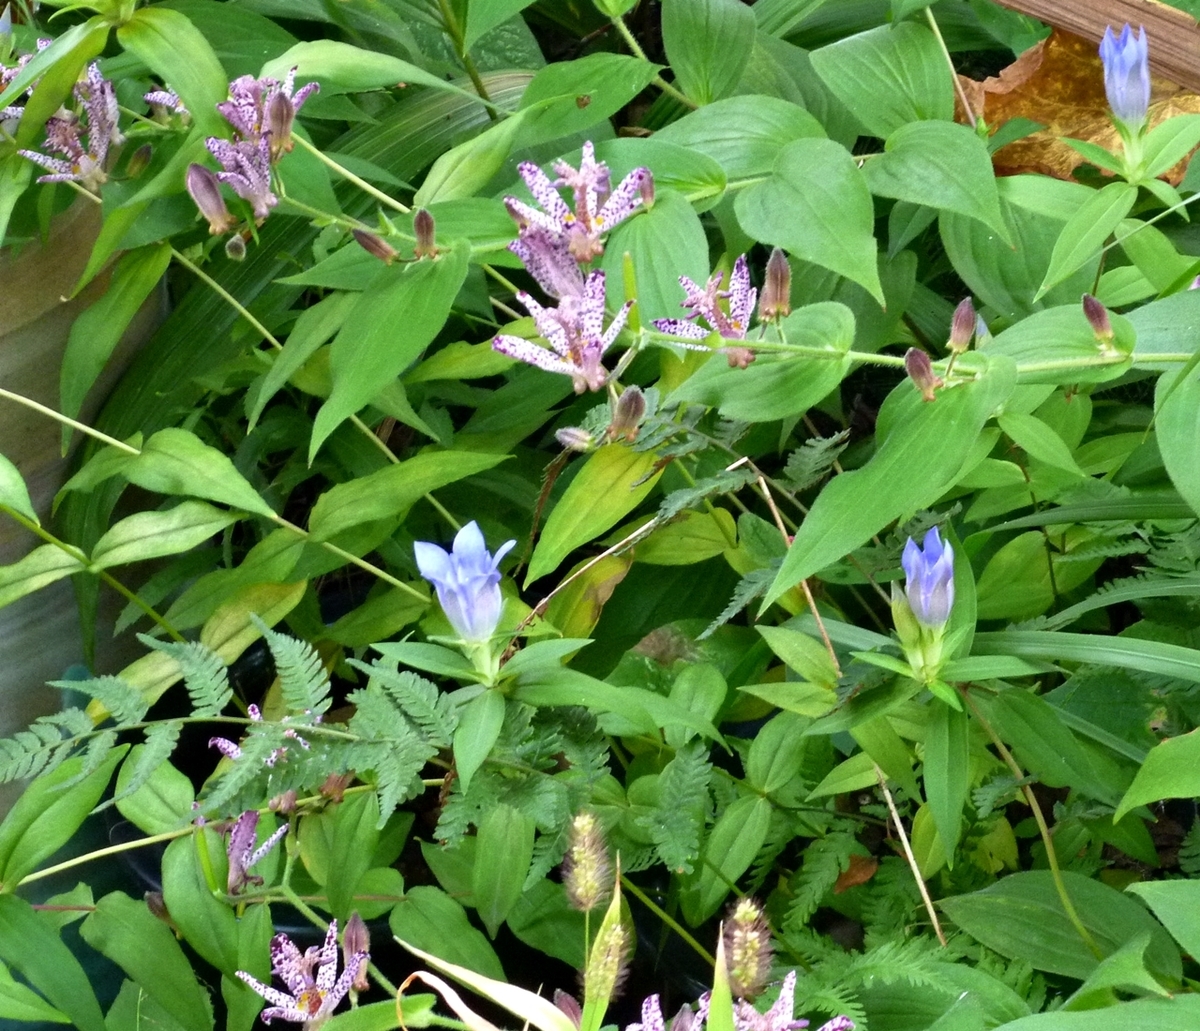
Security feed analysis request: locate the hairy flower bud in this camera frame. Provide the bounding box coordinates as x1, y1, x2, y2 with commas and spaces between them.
556, 426, 594, 452
266, 90, 296, 162
949, 297, 975, 354
759, 247, 792, 321
343, 911, 371, 992
144, 891, 173, 928
904, 347, 943, 402
225, 234, 247, 261
724, 346, 756, 369
269, 789, 297, 813
723, 898, 773, 1000
563, 809, 611, 912
414, 208, 438, 259
126, 144, 152, 178
608, 385, 646, 443
186, 163, 236, 235
1082, 293, 1113, 342
353, 229, 398, 265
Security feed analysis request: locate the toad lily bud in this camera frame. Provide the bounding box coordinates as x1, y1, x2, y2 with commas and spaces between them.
905, 347, 943, 402
556, 426, 594, 452
414, 208, 438, 259
723, 897, 773, 1000
1100, 24, 1150, 133
343, 911, 371, 993
639, 171, 655, 209
186, 163, 237, 235
126, 144, 152, 178
608, 385, 646, 443
353, 229, 399, 265
949, 297, 975, 354
1082, 293, 1114, 342
759, 247, 792, 321
266, 90, 297, 162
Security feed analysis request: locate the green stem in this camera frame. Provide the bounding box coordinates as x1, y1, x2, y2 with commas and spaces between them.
621, 876, 715, 967
433, 0, 496, 113
610, 16, 697, 109
0, 385, 139, 455
925, 7, 976, 129
16, 826, 193, 886
291, 135, 413, 215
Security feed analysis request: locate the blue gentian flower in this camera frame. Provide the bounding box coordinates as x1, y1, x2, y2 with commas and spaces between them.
414, 522, 516, 644
1100, 24, 1150, 131
902, 527, 955, 629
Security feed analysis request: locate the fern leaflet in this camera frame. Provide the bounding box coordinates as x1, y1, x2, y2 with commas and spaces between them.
50, 675, 147, 726
139, 635, 231, 717
637, 740, 711, 874
0, 708, 94, 782
785, 831, 859, 929
784, 431, 850, 491
100, 720, 184, 814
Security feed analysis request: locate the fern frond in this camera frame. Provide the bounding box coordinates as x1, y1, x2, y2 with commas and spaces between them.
637, 740, 711, 875
256, 619, 331, 715
785, 831, 859, 929
100, 720, 184, 814
701, 564, 778, 639
50, 675, 147, 726
1180, 820, 1200, 877
201, 725, 286, 813
78, 730, 119, 781
349, 661, 456, 746
139, 635, 231, 717
845, 937, 947, 990
657, 467, 757, 521
0, 708, 93, 782
792, 982, 865, 1031
784, 431, 850, 492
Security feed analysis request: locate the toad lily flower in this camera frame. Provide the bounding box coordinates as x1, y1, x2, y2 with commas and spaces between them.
505, 141, 651, 262
493, 269, 632, 393
225, 810, 287, 895
653, 255, 758, 367
628, 975, 855, 1031
509, 224, 586, 300
414, 521, 516, 647
217, 69, 318, 160
205, 135, 277, 220
237, 920, 367, 1027
1100, 24, 1150, 133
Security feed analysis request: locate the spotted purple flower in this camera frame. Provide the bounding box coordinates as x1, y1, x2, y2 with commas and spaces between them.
653, 255, 757, 342
628, 977, 853, 1031
505, 141, 651, 263
493, 269, 632, 393
145, 88, 188, 117
414, 521, 516, 645
902, 526, 955, 629
217, 69, 318, 160
225, 810, 287, 895
0, 37, 50, 127
1100, 24, 1150, 131
205, 135, 277, 220
508, 225, 585, 300
237, 920, 367, 1026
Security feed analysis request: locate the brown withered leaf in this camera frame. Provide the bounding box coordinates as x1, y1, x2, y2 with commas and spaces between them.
958, 28, 1200, 181
833, 853, 879, 893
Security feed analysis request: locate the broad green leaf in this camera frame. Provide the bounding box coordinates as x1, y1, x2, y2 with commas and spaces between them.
973, 631, 1200, 689
665, 663, 727, 749
454, 690, 506, 793
61, 244, 172, 447
997, 413, 1085, 476
981, 304, 1134, 385
735, 138, 883, 303
506, 881, 586, 969
1126, 881, 1200, 960
767, 352, 1017, 606
669, 301, 854, 420
635, 509, 735, 566
925, 699, 969, 864
1115, 728, 1200, 821
1142, 114, 1200, 180
199, 580, 307, 666
1037, 183, 1137, 299
1156, 367, 1200, 518
127, 429, 274, 516
852, 715, 918, 799
593, 138, 726, 209
0, 454, 37, 524
161, 831, 239, 975
745, 712, 812, 794
91, 501, 241, 571
654, 95, 825, 179
325, 792, 380, 922
753, 0, 830, 37
390, 886, 505, 979
115, 750, 194, 835
808, 22, 954, 138
0, 958, 69, 1023
414, 114, 529, 207
940, 871, 1180, 982
757, 625, 838, 688
0, 19, 105, 112
0, 747, 127, 890
464, 0, 536, 50
312, 247, 470, 459
738, 682, 837, 718
308, 451, 506, 542
0, 545, 84, 609
680, 795, 772, 923
118, 8, 228, 137
473, 805, 535, 937
0, 895, 105, 1031
373, 642, 475, 681
863, 121, 1010, 243
662, 0, 756, 105
807, 751, 878, 798
80, 891, 214, 1031
326, 998, 438, 1031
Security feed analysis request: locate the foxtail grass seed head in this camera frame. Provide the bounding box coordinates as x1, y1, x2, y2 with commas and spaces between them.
608, 385, 646, 443
414, 208, 438, 258
353, 229, 398, 265
723, 898, 773, 1000
759, 247, 791, 321
564, 809, 611, 912
556, 426, 594, 452
904, 347, 942, 402
1082, 293, 1114, 342
343, 912, 371, 993
949, 297, 975, 353
583, 911, 629, 1008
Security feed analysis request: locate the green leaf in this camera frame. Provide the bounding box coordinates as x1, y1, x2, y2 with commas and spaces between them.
0, 453, 38, 524
312, 247, 470, 459
527, 445, 662, 584
940, 871, 1180, 982
473, 804, 535, 937
745, 712, 811, 794
757, 625, 838, 688
390, 886, 505, 979
851, 715, 918, 799
925, 699, 969, 864
654, 95, 825, 179
735, 138, 883, 303
506, 880, 586, 969
767, 352, 1016, 606
0, 746, 127, 890
117, 8, 228, 137
1141, 114, 1200, 180
593, 139, 726, 209
325, 792, 380, 922
91, 501, 241, 571
669, 301, 854, 420
807, 751, 878, 798
60, 244, 172, 448
997, 412, 1086, 476
114, 748, 194, 835
414, 115, 529, 207
0, 895, 105, 1031
454, 690, 506, 794
0, 545, 84, 609
0, 958, 69, 1023
808, 22, 954, 138
662, 0, 756, 105
1037, 183, 1137, 299
1156, 367, 1200, 518
680, 795, 772, 924
972, 631, 1200, 688
127, 429, 274, 517
464, 0, 535, 50
308, 451, 506, 542
80, 891, 215, 1031
863, 121, 1010, 244
738, 682, 837, 718
161, 831, 239, 975
326, 998, 438, 1031
981, 303, 1134, 385
1115, 728, 1200, 821
14, 20, 109, 148
1126, 880, 1200, 960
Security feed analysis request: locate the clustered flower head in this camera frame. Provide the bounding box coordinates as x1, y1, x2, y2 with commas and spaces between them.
724, 898, 773, 1000
18, 62, 123, 192
224, 810, 287, 895
563, 809, 611, 912
493, 142, 651, 391
1100, 24, 1150, 132
902, 526, 955, 629
237, 919, 367, 1027
414, 521, 516, 645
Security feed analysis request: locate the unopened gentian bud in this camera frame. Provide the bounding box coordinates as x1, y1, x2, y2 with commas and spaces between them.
759, 247, 792, 321
353, 229, 398, 265
949, 297, 975, 354
1082, 293, 1113, 342
225, 234, 247, 261
902, 526, 954, 629
1100, 24, 1150, 132
723, 897, 772, 1000
608, 385, 646, 442
414, 208, 438, 259
266, 91, 296, 162
904, 347, 943, 402
186, 163, 236, 235
343, 911, 371, 993
556, 426, 594, 452
563, 809, 611, 912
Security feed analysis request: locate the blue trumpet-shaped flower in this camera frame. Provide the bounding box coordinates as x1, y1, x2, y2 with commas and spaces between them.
1100, 24, 1150, 131
414, 522, 516, 644
902, 527, 955, 629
